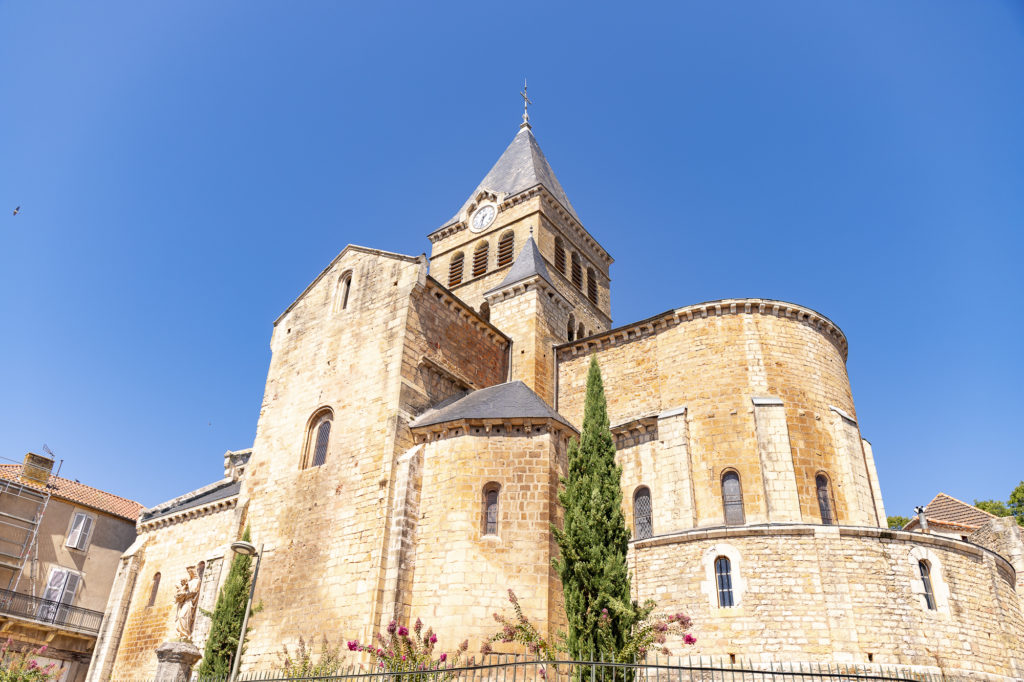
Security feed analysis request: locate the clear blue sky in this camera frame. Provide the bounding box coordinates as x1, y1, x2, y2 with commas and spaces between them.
1, 2, 1021, 518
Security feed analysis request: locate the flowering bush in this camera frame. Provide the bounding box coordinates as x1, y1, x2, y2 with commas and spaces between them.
485, 591, 696, 663
347, 617, 468, 674
276, 635, 344, 677
0, 639, 62, 681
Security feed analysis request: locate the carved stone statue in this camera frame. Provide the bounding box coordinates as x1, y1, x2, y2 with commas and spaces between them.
173, 565, 201, 640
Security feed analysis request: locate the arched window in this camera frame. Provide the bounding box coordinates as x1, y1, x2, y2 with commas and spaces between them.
554, 237, 566, 274
577, 323, 585, 340
567, 314, 575, 342
449, 252, 464, 287
338, 271, 353, 311
196, 561, 205, 582
919, 561, 936, 610
722, 471, 745, 526
473, 242, 489, 278
816, 474, 835, 525
586, 268, 598, 304
571, 253, 583, 289
714, 557, 734, 607
497, 231, 515, 267
479, 301, 490, 323
305, 409, 333, 468
633, 487, 652, 540
147, 572, 161, 607
483, 484, 500, 536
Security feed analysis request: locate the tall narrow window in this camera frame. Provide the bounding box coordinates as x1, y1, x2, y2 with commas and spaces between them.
66, 511, 94, 550
147, 572, 161, 607
497, 231, 515, 267
567, 314, 576, 342
305, 409, 333, 468
571, 253, 583, 289
722, 471, 745, 526
586, 268, 598, 304
39, 568, 81, 624
449, 252, 464, 287
715, 557, 734, 607
339, 272, 353, 310
479, 301, 490, 323
578, 323, 585, 340
473, 242, 489, 277
554, 237, 566, 274
919, 561, 936, 610
816, 474, 835, 525
483, 484, 500, 536
633, 487, 653, 540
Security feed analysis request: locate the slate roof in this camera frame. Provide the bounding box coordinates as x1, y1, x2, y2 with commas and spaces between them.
903, 492, 997, 531
410, 381, 574, 430
139, 479, 241, 523
484, 236, 556, 295
0, 464, 144, 521
444, 127, 579, 226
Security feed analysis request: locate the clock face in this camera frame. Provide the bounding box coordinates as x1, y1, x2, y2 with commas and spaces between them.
470, 204, 497, 232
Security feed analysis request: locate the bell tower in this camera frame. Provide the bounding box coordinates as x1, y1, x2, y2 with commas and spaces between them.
426, 114, 613, 402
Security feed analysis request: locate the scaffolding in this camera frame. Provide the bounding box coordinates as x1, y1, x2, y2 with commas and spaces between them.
0, 453, 59, 595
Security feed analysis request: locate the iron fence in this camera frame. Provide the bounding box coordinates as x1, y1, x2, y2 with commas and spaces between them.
0, 586, 103, 635
116, 654, 952, 682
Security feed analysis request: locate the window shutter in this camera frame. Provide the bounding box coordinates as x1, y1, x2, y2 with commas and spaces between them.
449, 253, 464, 287
76, 515, 93, 550
66, 513, 85, 548
473, 243, 489, 277
497, 233, 515, 267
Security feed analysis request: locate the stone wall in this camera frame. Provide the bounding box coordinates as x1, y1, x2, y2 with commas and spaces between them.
630, 525, 1024, 680
557, 299, 884, 531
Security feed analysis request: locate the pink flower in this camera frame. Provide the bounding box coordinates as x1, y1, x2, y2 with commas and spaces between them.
684, 634, 697, 645
387, 620, 397, 634
440, 653, 447, 662
28, 661, 38, 670
402, 655, 407, 661
347, 640, 359, 651
415, 618, 423, 634
539, 667, 546, 679
481, 642, 493, 655
38, 645, 47, 653
429, 634, 437, 644
398, 626, 409, 636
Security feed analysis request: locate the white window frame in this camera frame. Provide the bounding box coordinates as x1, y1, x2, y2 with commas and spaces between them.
701, 543, 747, 609
65, 511, 95, 551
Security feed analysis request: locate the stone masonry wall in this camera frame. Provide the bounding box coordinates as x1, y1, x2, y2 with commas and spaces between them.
630, 526, 1024, 680
557, 301, 883, 532
406, 427, 568, 651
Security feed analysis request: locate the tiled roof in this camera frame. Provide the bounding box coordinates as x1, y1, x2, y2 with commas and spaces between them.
410, 381, 573, 430
139, 479, 240, 523
0, 465, 144, 522
904, 492, 997, 531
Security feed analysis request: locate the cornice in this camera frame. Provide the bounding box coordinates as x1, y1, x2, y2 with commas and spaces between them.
483, 274, 574, 315
423, 277, 511, 348
556, 298, 849, 363
410, 416, 577, 444
138, 495, 238, 532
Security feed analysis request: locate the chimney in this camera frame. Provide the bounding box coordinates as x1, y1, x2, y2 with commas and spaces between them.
914, 505, 930, 534
21, 452, 54, 485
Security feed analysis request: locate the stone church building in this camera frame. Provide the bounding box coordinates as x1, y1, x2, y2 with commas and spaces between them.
87, 117, 1024, 681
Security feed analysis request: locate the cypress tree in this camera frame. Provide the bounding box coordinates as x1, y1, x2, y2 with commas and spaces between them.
197, 525, 254, 678
552, 356, 634, 660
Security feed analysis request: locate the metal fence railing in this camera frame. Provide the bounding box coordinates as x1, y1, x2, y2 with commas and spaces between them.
115, 654, 951, 682
0, 586, 104, 635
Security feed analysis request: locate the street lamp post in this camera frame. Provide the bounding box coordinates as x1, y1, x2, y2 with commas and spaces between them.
228, 540, 263, 682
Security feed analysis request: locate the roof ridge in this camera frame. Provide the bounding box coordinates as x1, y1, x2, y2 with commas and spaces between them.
0, 464, 141, 506
930, 491, 998, 518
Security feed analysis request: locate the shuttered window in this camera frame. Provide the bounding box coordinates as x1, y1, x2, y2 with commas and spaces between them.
587, 268, 598, 304
722, 471, 745, 526
634, 487, 652, 540
571, 253, 582, 288
816, 474, 834, 525
715, 557, 734, 607
497, 232, 515, 267
39, 568, 81, 624
554, 237, 566, 274
66, 512, 94, 550
473, 242, 489, 278
449, 253, 464, 287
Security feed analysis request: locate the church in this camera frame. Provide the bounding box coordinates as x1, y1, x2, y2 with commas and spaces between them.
86, 110, 1024, 681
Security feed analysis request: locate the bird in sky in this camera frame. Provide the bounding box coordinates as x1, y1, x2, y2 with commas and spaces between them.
12, 206, 20, 216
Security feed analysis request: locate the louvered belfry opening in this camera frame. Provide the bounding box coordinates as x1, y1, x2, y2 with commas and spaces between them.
554, 237, 566, 274
497, 231, 515, 267
571, 253, 582, 289
449, 252, 464, 287
722, 471, 745, 525
586, 268, 598, 304
473, 242, 489, 277
633, 487, 653, 540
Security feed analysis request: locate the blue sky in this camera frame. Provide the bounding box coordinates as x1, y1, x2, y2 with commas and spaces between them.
1, 2, 1021, 517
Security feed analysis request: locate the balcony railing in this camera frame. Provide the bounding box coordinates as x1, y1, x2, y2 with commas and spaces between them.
0, 587, 103, 635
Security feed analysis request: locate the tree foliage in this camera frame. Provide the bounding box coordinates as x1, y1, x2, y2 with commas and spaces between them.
887, 516, 911, 530
197, 525, 255, 678
277, 636, 344, 678
975, 481, 1024, 527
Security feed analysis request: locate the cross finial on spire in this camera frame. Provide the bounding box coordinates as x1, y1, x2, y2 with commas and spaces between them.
520, 78, 532, 130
